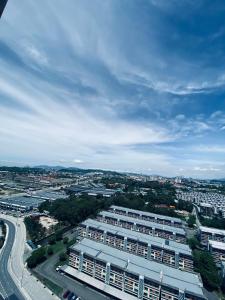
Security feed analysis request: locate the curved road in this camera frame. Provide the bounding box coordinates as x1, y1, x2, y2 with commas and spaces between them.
0, 219, 25, 300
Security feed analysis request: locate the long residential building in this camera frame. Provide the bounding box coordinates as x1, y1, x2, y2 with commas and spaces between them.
68, 238, 205, 300
199, 226, 225, 247
208, 240, 225, 263
97, 211, 186, 244
78, 218, 193, 272
109, 205, 183, 228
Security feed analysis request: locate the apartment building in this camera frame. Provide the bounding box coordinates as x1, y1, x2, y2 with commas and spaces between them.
199, 226, 225, 247
67, 238, 205, 300
109, 205, 183, 228
208, 240, 225, 263
97, 211, 186, 244
78, 219, 193, 272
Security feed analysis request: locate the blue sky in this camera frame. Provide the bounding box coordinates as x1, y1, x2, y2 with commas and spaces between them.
0, 0, 225, 178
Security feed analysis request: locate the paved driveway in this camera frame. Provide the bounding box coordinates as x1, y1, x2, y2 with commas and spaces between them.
35, 253, 110, 300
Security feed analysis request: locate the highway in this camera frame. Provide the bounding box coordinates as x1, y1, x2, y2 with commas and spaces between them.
0, 219, 25, 300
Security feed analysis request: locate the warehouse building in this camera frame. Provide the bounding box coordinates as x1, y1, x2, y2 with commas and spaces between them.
97, 211, 186, 244
0, 196, 35, 212
199, 226, 225, 247
109, 205, 183, 228
66, 238, 205, 300
208, 240, 225, 263
78, 219, 193, 272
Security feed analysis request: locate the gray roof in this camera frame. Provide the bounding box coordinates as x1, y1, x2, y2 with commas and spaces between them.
31, 190, 68, 200
111, 205, 183, 223
99, 211, 186, 236
199, 226, 225, 236
0, 196, 44, 208
71, 238, 204, 298
82, 219, 192, 256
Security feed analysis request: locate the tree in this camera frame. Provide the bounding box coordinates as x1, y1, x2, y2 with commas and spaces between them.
47, 246, 54, 256
55, 230, 63, 241
24, 216, 45, 242
187, 237, 200, 250
59, 252, 67, 262
193, 250, 221, 291
27, 247, 46, 268
48, 235, 56, 245
187, 215, 196, 228
63, 237, 69, 244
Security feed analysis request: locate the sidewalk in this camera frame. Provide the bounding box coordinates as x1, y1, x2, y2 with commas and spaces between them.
0, 213, 60, 300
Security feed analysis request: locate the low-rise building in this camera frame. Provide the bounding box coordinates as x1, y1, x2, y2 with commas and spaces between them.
97, 211, 186, 244
208, 240, 225, 263
109, 205, 183, 228
199, 226, 225, 247
66, 238, 205, 300
78, 218, 193, 272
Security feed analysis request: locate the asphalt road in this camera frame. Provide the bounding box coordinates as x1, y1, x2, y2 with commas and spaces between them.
35, 253, 110, 300
0, 219, 25, 300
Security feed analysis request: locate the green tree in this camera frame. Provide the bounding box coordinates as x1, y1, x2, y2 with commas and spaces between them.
193, 250, 220, 291
187, 215, 196, 228
63, 237, 69, 244
59, 252, 67, 262
27, 247, 46, 268
47, 246, 54, 256
48, 236, 56, 245
187, 237, 200, 250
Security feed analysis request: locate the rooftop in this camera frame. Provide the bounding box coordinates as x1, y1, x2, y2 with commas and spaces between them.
209, 240, 225, 250
199, 226, 225, 236
71, 238, 204, 298
0, 196, 44, 208
99, 211, 186, 235
82, 218, 192, 256
110, 205, 183, 223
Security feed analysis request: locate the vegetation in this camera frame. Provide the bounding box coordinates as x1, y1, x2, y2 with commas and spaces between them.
200, 216, 225, 230
24, 216, 45, 242
193, 250, 221, 291
27, 247, 46, 268
188, 236, 221, 291
187, 215, 196, 228
47, 246, 54, 256
0, 221, 6, 249
32, 270, 63, 296
39, 195, 111, 225
63, 237, 69, 244
187, 237, 201, 250
39, 179, 191, 225
59, 252, 67, 262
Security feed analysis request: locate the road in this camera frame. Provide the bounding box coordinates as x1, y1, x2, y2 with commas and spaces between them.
36, 253, 110, 300
0, 214, 59, 300
0, 219, 25, 300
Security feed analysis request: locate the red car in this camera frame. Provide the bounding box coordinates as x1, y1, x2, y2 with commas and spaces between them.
63, 290, 71, 299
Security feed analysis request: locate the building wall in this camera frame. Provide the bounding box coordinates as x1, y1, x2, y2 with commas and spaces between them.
69, 248, 203, 300
78, 224, 193, 272
109, 207, 182, 228
97, 215, 186, 244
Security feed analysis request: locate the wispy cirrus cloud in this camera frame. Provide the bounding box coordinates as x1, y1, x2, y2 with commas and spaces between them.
0, 0, 225, 178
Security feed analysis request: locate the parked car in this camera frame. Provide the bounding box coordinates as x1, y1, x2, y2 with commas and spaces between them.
68, 292, 75, 300
63, 290, 70, 299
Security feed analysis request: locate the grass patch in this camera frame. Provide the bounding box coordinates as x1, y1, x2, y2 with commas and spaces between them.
32, 270, 63, 296
47, 240, 65, 255
42, 277, 63, 295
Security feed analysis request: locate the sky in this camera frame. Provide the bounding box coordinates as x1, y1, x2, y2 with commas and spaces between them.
0, 0, 225, 178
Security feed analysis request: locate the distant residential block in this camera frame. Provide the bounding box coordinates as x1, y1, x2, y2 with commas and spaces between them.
78, 218, 193, 272
97, 211, 186, 243
199, 226, 225, 247
109, 205, 183, 228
